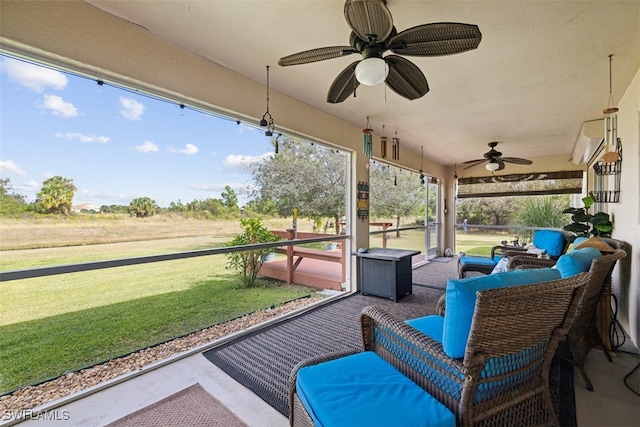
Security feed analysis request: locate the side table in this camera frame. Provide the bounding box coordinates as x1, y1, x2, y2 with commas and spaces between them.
354, 248, 420, 302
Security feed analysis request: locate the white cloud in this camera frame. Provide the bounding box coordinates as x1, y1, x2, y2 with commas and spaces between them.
1, 57, 67, 93
40, 95, 79, 118
55, 132, 109, 143
23, 180, 40, 190
119, 97, 145, 121
169, 144, 199, 156
189, 183, 225, 191
135, 141, 159, 153
223, 152, 272, 172
0, 160, 27, 176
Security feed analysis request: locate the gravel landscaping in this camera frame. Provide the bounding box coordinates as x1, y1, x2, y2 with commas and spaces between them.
0, 295, 324, 416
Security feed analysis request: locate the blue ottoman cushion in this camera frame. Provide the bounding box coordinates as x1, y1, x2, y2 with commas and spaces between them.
459, 255, 501, 267
296, 351, 455, 427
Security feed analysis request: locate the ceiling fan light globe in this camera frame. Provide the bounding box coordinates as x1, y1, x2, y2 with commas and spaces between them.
486, 162, 500, 172
355, 57, 388, 86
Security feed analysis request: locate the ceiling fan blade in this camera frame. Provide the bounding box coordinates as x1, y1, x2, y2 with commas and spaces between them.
344, 0, 393, 42
462, 159, 486, 169
327, 61, 360, 103
501, 157, 533, 165
388, 23, 482, 56
278, 46, 358, 66
496, 158, 506, 171
384, 55, 429, 100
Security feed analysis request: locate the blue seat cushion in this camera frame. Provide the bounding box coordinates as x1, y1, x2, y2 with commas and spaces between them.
442, 268, 562, 358
459, 255, 500, 267
533, 230, 566, 258
296, 351, 455, 427
554, 247, 601, 278
406, 315, 444, 343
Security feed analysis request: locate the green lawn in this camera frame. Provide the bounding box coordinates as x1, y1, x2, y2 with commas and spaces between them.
456, 230, 516, 256
0, 255, 317, 394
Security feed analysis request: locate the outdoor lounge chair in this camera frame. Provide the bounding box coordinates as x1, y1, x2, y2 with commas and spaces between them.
508, 238, 627, 391
457, 229, 571, 278
288, 271, 589, 427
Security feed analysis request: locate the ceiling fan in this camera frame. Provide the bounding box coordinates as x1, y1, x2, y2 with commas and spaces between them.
463, 142, 533, 172
277, 0, 482, 103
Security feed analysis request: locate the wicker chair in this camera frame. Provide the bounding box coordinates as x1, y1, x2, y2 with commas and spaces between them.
457, 230, 572, 279
289, 274, 589, 427
508, 239, 627, 391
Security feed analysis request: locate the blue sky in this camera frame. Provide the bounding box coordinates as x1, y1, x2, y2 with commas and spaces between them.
0, 54, 275, 208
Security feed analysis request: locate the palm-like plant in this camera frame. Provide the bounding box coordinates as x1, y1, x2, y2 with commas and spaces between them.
36, 176, 76, 215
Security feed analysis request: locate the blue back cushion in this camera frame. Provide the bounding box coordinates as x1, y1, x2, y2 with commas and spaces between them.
554, 247, 601, 278
296, 351, 455, 427
442, 268, 562, 358
533, 230, 566, 257
572, 237, 589, 248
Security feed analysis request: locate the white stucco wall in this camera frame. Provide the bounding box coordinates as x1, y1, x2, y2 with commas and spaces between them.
610, 66, 640, 347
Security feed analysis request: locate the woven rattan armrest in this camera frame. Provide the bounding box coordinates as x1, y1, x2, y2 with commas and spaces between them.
494, 245, 526, 258
508, 255, 556, 270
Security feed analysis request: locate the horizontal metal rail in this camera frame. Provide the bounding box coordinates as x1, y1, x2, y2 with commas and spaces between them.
0, 234, 349, 282
369, 225, 426, 235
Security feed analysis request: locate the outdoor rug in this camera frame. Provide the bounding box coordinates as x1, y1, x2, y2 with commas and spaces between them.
203, 261, 576, 425
411, 257, 458, 290
430, 256, 455, 263
105, 383, 248, 427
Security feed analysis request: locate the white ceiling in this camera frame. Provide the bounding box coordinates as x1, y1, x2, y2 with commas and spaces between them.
87, 0, 639, 168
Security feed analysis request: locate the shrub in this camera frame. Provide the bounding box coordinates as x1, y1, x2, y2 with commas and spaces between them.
225, 218, 280, 287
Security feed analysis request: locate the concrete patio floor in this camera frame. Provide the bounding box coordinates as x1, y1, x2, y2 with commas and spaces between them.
6, 299, 640, 427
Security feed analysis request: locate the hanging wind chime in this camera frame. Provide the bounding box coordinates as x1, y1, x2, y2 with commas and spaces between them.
363, 116, 373, 159
380, 125, 387, 159
392, 132, 400, 160
259, 65, 276, 138
602, 55, 621, 163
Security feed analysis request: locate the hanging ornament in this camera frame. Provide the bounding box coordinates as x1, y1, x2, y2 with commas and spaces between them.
419, 146, 425, 185
274, 133, 281, 154
394, 171, 397, 186
363, 116, 373, 158
392, 132, 400, 160
380, 124, 387, 159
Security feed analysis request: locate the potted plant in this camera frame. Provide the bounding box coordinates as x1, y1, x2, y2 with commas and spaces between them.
562, 195, 613, 238
226, 217, 281, 287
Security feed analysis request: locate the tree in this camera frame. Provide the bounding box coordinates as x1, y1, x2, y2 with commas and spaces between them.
225, 217, 281, 287
221, 185, 239, 212
0, 178, 30, 215
369, 164, 424, 236
36, 176, 76, 215
246, 138, 346, 233
128, 197, 157, 217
